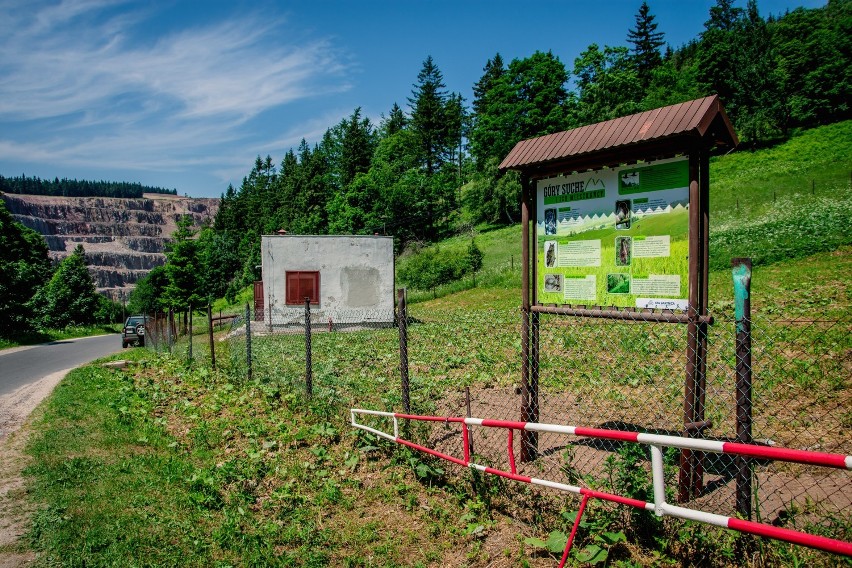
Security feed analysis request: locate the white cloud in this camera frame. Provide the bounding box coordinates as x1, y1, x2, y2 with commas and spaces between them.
1, 3, 348, 121
0, 0, 354, 190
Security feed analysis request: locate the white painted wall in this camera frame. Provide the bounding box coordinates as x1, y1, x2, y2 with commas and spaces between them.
260, 235, 394, 323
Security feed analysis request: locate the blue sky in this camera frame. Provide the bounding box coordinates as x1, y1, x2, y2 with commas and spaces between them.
0, 0, 825, 198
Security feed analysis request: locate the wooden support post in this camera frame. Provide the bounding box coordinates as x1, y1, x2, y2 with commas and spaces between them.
680, 148, 704, 502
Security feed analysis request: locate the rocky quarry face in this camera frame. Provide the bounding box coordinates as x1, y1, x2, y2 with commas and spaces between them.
2, 193, 220, 300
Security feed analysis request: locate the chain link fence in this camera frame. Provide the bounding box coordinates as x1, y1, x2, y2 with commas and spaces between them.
143, 284, 850, 548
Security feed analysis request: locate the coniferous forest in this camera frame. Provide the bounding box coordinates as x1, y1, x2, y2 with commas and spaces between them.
0, 175, 177, 198
210, 0, 850, 295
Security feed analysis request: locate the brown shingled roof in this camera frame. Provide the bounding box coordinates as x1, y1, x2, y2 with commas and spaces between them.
499, 95, 738, 174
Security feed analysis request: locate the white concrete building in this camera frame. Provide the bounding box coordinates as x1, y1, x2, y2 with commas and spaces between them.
260, 235, 395, 326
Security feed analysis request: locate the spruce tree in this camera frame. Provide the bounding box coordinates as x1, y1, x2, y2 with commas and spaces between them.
472, 53, 506, 116
627, 1, 666, 90
163, 216, 203, 312
408, 56, 452, 175
339, 107, 376, 189
382, 103, 407, 137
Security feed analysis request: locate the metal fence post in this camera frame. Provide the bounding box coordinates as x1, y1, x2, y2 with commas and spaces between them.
207, 304, 215, 371
245, 303, 252, 381
733, 258, 753, 520
304, 297, 313, 398
520, 172, 537, 463
398, 288, 410, 414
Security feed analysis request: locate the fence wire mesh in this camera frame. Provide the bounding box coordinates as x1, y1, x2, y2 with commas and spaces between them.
147, 300, 850, 548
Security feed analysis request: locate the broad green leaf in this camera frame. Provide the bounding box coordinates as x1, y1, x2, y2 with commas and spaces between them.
523, 537, 548, 549
545, 530, 568, 553
575, 544, 608, 564
600, 531, 626, 544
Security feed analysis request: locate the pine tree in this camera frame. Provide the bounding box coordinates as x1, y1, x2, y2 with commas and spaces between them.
338, 108, 376, 189
469, 54, 514, 168
697, 0, 746, 116
627, 1, 666, 90
735, 0, 783, 143
706, 0, 744, 31
381, 103, 407, 137
472, 53, 506, 116
127, 265, 169, 314
163, 216, 203, 312
572, 45, 641, 125
408, 56, 452, 175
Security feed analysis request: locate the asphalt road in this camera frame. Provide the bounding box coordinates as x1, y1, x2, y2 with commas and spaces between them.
0, 334, 125, 396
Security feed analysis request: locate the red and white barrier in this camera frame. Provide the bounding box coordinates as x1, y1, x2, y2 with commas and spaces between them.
350, 409, 852, 564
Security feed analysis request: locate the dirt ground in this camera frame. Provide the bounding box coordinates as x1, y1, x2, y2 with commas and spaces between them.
0, 368, 70, 568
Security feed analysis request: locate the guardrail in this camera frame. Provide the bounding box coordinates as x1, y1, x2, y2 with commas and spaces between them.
350, 409, 852, 566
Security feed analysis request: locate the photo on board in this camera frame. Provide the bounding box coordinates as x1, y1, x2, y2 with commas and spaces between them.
615, 199, 631, 230
545, 241, 557, 268
606, 273, 630, 294
544, 273, 563, 293
544, 208, 557, 235
615, 236, 632, 266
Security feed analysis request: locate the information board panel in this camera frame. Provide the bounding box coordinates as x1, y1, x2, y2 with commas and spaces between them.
536, 156, 690, 310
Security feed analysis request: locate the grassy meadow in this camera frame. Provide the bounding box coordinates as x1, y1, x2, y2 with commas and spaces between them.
15, 122, 852, 566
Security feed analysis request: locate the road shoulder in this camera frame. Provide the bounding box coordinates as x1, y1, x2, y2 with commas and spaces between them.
0, 408, 39, 567
0, 369, 71, 567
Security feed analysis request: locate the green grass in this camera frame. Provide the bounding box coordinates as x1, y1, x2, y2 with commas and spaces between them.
710, 121, 852, 221
0, 323, 121, 351
211, 284, 254, 315
22, 350, 496, 567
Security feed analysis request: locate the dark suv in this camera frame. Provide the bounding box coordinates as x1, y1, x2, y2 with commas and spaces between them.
122, 315, 148, 348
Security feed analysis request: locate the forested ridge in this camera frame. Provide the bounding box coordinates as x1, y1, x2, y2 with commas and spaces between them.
210, 0, 850, 298
0, 174, 178, 198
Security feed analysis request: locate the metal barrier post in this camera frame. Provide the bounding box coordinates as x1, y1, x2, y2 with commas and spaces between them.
465, 386, 473, 455
733, 258, 753, 519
